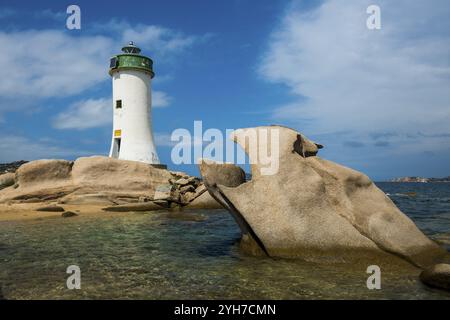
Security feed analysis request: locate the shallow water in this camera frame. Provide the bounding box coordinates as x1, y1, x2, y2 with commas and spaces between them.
0, 183, 449, 300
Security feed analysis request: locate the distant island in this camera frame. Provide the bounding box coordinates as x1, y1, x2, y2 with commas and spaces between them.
390, 176, 450, 183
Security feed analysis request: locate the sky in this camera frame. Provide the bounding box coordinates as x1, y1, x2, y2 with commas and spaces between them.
0, 0, 449, 180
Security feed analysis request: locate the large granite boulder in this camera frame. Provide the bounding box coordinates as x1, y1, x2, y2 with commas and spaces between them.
71, 156, 172, 197
199, 159, 246, 187
201, 125, 448, 269
0, 156, 172, 204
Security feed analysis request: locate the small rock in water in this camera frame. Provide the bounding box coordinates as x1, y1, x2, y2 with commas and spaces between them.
420, 263, 450, 291
36, 205, 65, 212
61, 211, 78, 218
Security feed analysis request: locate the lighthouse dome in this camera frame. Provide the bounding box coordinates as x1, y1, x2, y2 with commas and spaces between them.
109, 42, 154, 78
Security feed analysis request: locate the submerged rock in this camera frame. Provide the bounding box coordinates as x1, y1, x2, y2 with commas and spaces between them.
61, 211, 78, 218
201, 125, 448, 268
420, 264, 450, 291
102, 202, 167, 212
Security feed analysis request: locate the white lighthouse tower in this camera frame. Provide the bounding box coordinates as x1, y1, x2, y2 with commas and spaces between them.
108, 42, 160, 164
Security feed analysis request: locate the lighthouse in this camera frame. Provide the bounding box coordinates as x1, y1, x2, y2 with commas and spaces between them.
108, 42, 160, 164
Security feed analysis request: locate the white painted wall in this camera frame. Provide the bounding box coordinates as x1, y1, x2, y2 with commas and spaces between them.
109, 69, 160, 164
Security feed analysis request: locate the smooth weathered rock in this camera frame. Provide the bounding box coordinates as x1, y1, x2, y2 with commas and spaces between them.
201, 125, 448, 267
58, 193, 117, 206
0, 173, 15, 190
71, 156, 172, 197
102, 202, 166, 212
36, 205, 65, 212
16, 159, 73, 187
62, 211, 78, 218
420, 264, 450, 291
199, 159, 246, 187
185, 191, 222, 209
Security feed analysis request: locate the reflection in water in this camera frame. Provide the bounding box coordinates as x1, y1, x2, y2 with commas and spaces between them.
0, 183, 449, 299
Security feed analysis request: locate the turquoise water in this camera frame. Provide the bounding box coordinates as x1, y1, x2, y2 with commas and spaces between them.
0, 183, 449, 300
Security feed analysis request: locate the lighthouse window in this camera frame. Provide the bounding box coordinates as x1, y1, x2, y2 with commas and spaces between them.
110, 57, 118, 68
116, 100, 122, 108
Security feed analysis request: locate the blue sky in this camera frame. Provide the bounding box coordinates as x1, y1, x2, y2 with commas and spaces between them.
0, 0, 449, 180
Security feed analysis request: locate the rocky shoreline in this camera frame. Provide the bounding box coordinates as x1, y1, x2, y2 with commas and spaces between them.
0, 156, 229, 211
390, 176, 450, 183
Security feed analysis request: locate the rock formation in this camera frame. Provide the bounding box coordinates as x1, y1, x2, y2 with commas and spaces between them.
0, 156, 217, 210
200, 125, 449, 271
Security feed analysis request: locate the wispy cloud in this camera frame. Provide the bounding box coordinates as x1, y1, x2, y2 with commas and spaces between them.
53, 89, 173, 130
154, 132, 205, 148
152, 91, 172, 108
52, 98, 111, 130
0, 30, 112, 99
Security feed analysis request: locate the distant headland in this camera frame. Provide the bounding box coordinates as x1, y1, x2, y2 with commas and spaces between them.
389, 176, 450, 183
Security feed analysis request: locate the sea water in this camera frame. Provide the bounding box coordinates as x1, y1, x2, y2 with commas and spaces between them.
0, 183, 449, 299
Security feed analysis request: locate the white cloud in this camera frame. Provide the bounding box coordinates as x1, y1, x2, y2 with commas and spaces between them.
154, 133, 177, 147
121, 25, 197, 57
152, 91, 172, 108
154, 132, 204, 148
259, 0, 450, 154
53, 98, 111, 130
0, 23, 203, 115
0, 30, 112, 99
53, 89, 172, 130
0, 135, 92, 162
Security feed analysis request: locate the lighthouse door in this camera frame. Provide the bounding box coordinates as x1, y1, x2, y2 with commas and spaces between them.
111, 138, 121, 158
